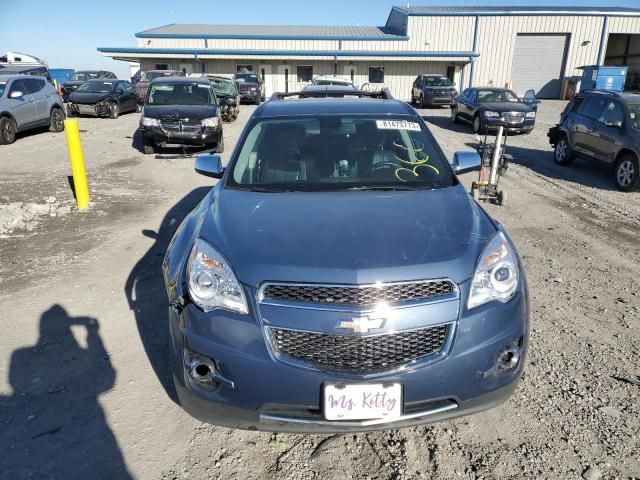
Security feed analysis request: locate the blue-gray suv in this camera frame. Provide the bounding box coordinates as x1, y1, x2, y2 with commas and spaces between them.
163, 90, 529, 432
0, 75, 65, 144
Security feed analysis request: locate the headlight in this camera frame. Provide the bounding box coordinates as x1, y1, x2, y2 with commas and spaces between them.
468, 232, 519, 309
201, 117, 219, 128
187, 238, 248, 314
525, 111, 536, 118
250, 87, 257, 92
484, 111, 500, 118
141, 116, 160, 127
226, 97, 236, 106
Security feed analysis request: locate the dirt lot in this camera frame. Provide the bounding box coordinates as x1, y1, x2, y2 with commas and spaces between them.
0, 100, 639, 480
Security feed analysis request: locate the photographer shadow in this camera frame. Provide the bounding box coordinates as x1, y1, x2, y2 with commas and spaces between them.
0, 305, 132, 480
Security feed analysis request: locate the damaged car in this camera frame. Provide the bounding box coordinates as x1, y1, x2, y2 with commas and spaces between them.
162, 89, 530, 432
67, 79, 139, 119
206, 75, 240, 122
61, 70, 116, 102
139, 76, 223, 154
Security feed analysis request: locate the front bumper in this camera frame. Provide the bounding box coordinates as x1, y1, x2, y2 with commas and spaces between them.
68, 102, 110, 117
486, 119, 535, 133
422, 92, 456, 106
170, 281, 529, 433
238, 90, 260, 102
141, 125, 219, 146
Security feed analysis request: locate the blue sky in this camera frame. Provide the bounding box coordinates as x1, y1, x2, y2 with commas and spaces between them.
1, 0, 635, 78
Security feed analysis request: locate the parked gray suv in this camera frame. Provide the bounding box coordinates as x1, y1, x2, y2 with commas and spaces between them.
0, 75, 65, 144
548, 90, 640, 191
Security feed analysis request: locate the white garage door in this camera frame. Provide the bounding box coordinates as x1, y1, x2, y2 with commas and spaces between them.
511, 34, 568, 99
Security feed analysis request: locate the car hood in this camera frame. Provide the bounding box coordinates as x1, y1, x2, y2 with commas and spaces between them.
143, 104, 218, 120
199, 184, 497, 287
480, 102, 531, 113
69, 92, 110, 104
236, 81, 259, 88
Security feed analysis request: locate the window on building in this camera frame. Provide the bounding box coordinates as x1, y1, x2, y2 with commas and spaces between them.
155, 64, 169, 70
297, 66, 313, 83
368, 66, 385, 84
237, 64, 253, 72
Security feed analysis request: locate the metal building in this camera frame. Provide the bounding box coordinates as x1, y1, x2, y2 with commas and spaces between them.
98, 5, 640, 100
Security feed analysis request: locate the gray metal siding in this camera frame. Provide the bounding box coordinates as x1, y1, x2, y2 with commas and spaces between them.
510, 34, 569, 98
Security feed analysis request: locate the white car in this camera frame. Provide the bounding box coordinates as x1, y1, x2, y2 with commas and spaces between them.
312, 75, 356, 88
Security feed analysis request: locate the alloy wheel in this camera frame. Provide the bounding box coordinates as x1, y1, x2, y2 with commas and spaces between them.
473, 116, 481, 133
53, 110, 64, 131
2, 119, 16, 143
555, 140, 566, 163
450, 108, 457, 121
617, 159, 635, 187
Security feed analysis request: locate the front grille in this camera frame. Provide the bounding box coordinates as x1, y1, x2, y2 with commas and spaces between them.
268, 325, 450, 373
160, 118, 202, 134
262, 280, 455, 306
501, 112, 525, 123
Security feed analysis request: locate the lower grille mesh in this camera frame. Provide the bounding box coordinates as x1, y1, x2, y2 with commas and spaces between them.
269, 325, 449, 374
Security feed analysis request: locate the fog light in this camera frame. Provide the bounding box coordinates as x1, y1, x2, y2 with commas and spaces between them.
483, 342, 522, 378
184, 350, 218, 389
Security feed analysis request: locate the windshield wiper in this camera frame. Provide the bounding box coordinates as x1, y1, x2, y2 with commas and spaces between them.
343, 185, 426, 191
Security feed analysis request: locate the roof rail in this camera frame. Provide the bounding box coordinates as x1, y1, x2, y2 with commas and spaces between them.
269, 88, 395, 101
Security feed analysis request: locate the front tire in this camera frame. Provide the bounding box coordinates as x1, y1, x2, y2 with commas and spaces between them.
49, 108, 65, 132
472, 114, 485, 134
214, 134, 224, 153
0, 116, 17, 144
614, 153, 640, 192
109, 102, 119, 119
419, 95, 426, 109
554, 135, 574, 166
451, 106, 459, 123
142, 135, 155, 154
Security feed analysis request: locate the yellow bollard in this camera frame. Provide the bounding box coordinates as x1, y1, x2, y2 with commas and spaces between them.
64, 118, 90, 210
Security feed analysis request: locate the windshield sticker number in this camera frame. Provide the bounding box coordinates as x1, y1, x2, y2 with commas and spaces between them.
376, 120, 421, 131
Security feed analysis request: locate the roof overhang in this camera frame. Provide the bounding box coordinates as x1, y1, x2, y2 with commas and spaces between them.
98, 47, 479, 62
392, 6, 640, 17
135, 32, 409, 41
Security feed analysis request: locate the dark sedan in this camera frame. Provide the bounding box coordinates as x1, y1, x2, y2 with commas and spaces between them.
139, 77, 223, 154
451, 88, 538, 134
68, 79, 139, 118
61, 70, 116, 102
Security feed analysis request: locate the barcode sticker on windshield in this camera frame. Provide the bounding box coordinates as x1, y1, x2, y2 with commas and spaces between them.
376, 120, 421, 131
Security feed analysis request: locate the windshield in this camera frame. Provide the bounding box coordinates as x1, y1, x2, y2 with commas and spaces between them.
234, 73, 258, 83
140, 71, 174, 83
477, 89, 520, 103
72, 72, 99, 81
147, 83, 216, 105
227, 116, 454, 192
423, 76, 452, 87
0, 82, 6, 97
77, 81, 114, 93
210, 79, 237, 96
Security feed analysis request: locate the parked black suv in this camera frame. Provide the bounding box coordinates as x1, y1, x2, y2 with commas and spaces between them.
232, 72, 264, 104
139, 77, 223, 154
411, 74, 458, 107
451, 87, 538, 134
548, 90, 640, 191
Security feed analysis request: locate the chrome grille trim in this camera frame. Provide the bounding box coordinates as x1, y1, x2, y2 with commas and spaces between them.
266, 323, 451, 374
259, 279, 457, 308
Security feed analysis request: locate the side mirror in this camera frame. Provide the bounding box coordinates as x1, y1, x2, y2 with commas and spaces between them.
9, 90, 23, 99
195, 154, 225, 179
452, 151, 482, 175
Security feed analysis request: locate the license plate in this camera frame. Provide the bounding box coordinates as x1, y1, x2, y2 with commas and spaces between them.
323, 383, 402, 421
79, 105, 95, 115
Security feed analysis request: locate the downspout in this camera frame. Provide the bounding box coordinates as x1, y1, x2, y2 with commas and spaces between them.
468, 15, 480, 88
335, 40, 342, 75
597, 15, 609, 66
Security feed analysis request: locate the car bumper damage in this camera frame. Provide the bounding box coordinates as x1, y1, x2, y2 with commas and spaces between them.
169, 279, 529, 433
141, 125, 220, 147
67, 102, 112, 117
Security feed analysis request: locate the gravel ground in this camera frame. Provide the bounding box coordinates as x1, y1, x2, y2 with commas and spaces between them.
0, 100, 639, 480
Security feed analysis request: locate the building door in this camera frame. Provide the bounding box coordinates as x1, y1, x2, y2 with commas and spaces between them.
259, 64, 274, 97
178, 63, 194, 75
511, 34, 569, 99
343, 65, 357, 85
446, 65, 456, 83
277, 65, 291, 93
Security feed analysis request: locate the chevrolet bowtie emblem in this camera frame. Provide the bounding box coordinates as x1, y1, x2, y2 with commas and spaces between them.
337, 315, 385, 334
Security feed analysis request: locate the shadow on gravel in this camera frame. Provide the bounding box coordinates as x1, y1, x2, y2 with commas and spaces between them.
125, 187, 211, 404
421, 112, 476, 134
0, 305, 132, 480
